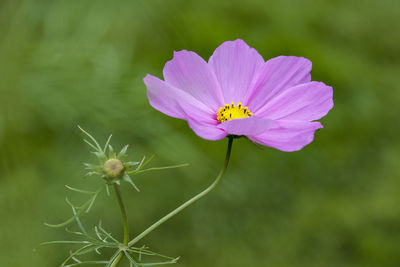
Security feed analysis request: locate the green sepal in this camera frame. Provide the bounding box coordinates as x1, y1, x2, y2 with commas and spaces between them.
108, 145, 116, 158
92, 151, 107, 163
122, 174, 140, 192
117, 145, 129, 159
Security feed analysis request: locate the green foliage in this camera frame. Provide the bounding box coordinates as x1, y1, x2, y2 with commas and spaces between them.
41, 188, 178, 267
39, 129, 184, 266
44, 186, 101, 228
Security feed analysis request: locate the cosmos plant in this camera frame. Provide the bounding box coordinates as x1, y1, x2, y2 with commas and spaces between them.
40, 39, 333, 266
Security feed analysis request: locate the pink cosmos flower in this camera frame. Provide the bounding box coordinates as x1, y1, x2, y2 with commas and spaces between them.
144, 39, 333, 152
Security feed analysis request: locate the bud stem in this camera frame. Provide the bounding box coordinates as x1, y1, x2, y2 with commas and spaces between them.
114, 184, 129, 246
110, 183, 129, 267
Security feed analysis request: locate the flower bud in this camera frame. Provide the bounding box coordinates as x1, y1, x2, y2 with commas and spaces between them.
103, 158, 125, 178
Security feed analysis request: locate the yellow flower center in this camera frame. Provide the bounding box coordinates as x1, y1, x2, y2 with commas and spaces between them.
216, 102, 253, 123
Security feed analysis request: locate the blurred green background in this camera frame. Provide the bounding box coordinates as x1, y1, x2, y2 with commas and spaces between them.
1, 0, 400, 266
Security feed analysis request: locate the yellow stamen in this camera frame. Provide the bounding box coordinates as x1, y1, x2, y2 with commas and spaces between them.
216, 102, 253, 123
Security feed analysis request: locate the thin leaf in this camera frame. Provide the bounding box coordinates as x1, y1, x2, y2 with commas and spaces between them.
94, 247, 101, 255
139, 257, 180, 266
68, 199, 88, 235
65, 228, 84, 237
86, 192, 99, 213
64, 260, 109, 267
97, 222, 119, 243
39, 240, 90, 246
135, 156, 146, 171
139, 155, 155, 169
83, 139, 100, 152
78, 125, 102, 151
71, 256, 81, 263
103, 134, 113, 153
65, 185, 97, 195
138, 245, 146, 261
44, 214, 79, 228
61, 244, 94, 267
124, 251, 139, 267
125, 161, 140, 168
127, 248, 176, 260
131, 164, 189, 175
94, 226, 104, 241
76, 245, 106, 256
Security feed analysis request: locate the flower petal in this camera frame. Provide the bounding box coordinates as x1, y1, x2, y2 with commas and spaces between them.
248, 120, 323, 152
247, 56, 312, 112
209, 39, 264, 104
144, 74, 211, 119
186, 117, 227, 141
163, 50, 224, 110
144, 74, 226, 140
256, 81, 333, 121
217, 117, 276, 136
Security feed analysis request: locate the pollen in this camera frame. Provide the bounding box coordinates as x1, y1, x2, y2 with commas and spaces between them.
216, 102, 253, 123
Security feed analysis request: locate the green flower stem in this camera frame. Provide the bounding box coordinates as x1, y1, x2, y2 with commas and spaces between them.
109, 252, 124, 267
128, 136, 234, 247
114, 184, 129, 245
110, 183, 129, 267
